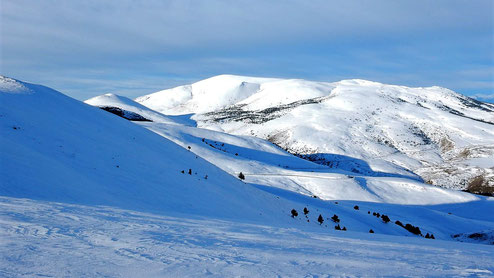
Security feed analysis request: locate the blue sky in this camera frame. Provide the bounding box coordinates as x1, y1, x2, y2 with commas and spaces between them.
1, 0, 493, 101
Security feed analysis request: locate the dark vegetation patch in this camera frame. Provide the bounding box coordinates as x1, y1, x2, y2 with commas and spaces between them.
331, 214, 340, 223
435, 103, 493, 125
462, 175, 494, 196
317, 214, 324, 225
416, 102, 430, 109
409, 125, 433, 145
452, 231, 494, 245
456, 96, 494, 113
203, 96, 330, 124
381, 215, 390, 223
100, 106, 152, 122
404, 224, 422, 236
202, 138, 230, 154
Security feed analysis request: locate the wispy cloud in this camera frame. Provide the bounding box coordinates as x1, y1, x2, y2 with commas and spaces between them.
1, 0, 493, 99
471, 93, 494, 101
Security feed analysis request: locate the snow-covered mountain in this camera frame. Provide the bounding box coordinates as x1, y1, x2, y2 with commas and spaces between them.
2, 75, 494, 276
88, 89, 477, 205
136, 75, 494, 194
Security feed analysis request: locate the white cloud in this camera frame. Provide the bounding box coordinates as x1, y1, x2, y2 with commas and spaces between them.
471, 93, 494, 101
1, 0, 492, 100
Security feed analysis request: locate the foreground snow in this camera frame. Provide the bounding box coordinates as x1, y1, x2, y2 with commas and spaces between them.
1, 197, 493, 277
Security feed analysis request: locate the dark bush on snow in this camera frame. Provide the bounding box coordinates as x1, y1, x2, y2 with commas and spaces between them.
238, 172, 245, 180
404, 224, 422, 235
354, 205, 359, 210
369, 229, 374, 233
303, 207, 309, 215
425, 233, 435, 239
395, 220, 404, 227
291, 209, 298, 218
100, 106, 151, 122
335, 224, 341, 230
331, 214, 340, 223
318, 214, 324, 225
381, 215, 390, 223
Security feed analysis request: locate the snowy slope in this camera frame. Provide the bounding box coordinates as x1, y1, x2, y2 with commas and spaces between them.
2, 197, 494, 277
136, 75, 494, 193
2, 76, 494, 276
85, 92, 479, 204
140, 122, 478, 205
85, 93, 192, 125
8, 74, 484, 232
0, 76, 292, 221
135, 75, 281, 115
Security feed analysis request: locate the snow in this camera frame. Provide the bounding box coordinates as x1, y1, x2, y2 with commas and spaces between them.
137, 122, 478, 205
2, 75, 494, 276
136, 74, 494, 191
464, 157, 494, 168
0, 76, 293, 221
2, 197, 494, 277
0, 76, 33, 94
85, 93, 192, 125
135, 75, 281, 115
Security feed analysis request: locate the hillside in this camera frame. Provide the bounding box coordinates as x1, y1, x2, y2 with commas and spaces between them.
2, 76, 494, 276
136, 75, 494, 194
85, 93, 194, 125
89, 89, 478, 205
0, 76, 291, 221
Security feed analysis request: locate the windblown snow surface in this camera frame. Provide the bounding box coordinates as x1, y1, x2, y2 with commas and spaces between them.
137, 75, 494, 194
1, 75, 494, 277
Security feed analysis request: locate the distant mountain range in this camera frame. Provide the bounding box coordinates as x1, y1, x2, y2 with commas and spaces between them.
132, 75, 494, 195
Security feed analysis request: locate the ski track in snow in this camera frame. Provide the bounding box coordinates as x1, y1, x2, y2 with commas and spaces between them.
1, 197, 493, 278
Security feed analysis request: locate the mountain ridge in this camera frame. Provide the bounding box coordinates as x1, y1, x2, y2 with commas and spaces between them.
134, 75, 494, 193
